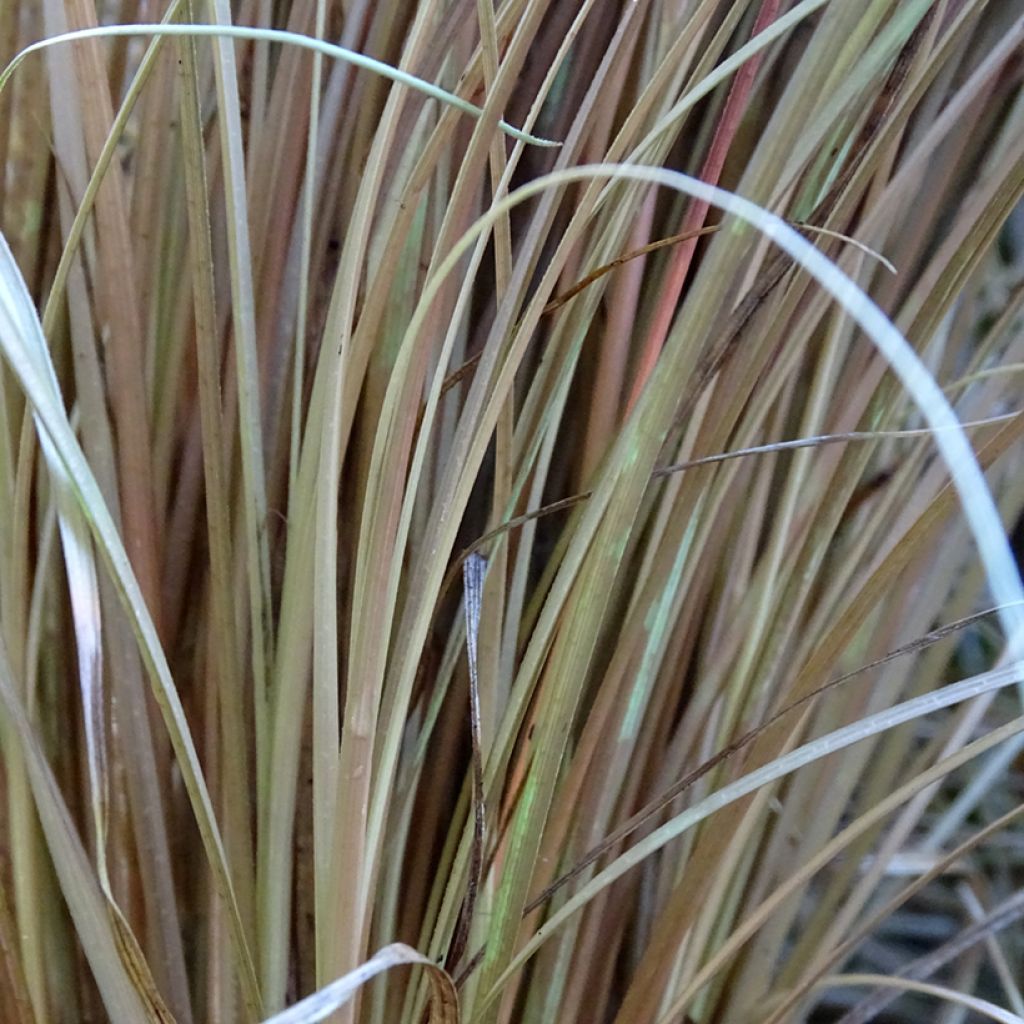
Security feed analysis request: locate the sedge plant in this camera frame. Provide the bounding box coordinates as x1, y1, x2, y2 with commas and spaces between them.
1, 2, 1024, 1023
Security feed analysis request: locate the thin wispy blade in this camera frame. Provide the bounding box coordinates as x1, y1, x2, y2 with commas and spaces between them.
0, 25, 559, 148
449, 554, 488, 973
440, 412, 1020, 599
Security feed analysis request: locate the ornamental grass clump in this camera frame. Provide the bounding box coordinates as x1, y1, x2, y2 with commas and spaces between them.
1, 2, 1024, 1023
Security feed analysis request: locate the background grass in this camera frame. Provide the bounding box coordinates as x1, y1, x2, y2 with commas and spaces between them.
1, 2, 1024, 1022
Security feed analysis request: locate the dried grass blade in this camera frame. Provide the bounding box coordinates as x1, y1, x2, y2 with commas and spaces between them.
0, 24, 558, 149
482, 661, 1024, 1005
0, 232, 261, 1015
0, 639, 155, 1022
262, 944, 458, 1024
448, 554, 488, 971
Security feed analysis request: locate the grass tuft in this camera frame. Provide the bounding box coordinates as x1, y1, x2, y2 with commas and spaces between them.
1, 3, 1023, 1023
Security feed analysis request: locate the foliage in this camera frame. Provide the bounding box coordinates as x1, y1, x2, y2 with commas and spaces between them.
0, 2, 1023, 1022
